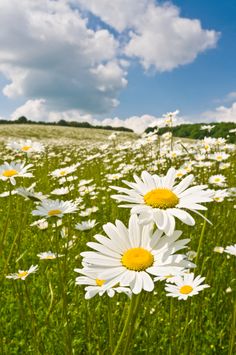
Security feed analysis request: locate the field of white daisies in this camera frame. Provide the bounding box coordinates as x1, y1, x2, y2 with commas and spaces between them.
0, 124, 235, 354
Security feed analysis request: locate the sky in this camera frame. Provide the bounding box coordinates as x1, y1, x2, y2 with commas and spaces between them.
0, 0, 236, 133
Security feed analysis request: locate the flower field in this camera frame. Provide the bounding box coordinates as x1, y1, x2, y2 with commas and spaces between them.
0, 124, 235, 354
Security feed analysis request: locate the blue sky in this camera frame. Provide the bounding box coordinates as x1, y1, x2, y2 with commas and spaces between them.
0, 0, 235, 132
111, 0, 236, 119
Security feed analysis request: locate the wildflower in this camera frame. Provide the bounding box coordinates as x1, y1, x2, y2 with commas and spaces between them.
213, 246, 224, 254
0, 161, 33, 185
30, 218, 48, 230
200, 125, 215, 132
37, 251, 63, 259
74, 268, 131, 299
165, 273, 209, 300
16, 183, 48, 201
32, 199, 78, 218
111, 168, 212, 236
209, 175, 226, 187
224, 244, 236, 256
80, 215, 194, 295
50, 164, 79, 178
75, 220, 98, 231
51, 187, 72, 195
7, 139, 44, 154
6, 265, 38, 280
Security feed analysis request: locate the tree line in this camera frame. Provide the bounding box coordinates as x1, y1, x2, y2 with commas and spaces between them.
0, 116, 133, 133
145, 122, 236, 143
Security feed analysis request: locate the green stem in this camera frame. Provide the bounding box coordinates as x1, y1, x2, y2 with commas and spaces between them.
0, 185, 12, 257
112, 294, 138, 355
107, 297, 114, 353
229, 298, 236, 355
195, 215, 208, 267
122, 293, 142, 355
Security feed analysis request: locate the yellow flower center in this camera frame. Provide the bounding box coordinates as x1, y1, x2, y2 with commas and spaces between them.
21, 145, 31, 152
179, 285, 193, 294
214, 178, 221, 182
144, 188, 179, 209
122, 247, 154, 271
45, 255, 56, 259
60, 170, 67, 176
17, 271, 28, 278
2, 169, 18, 177
48, 209, 62, 216
96, 279, 105, 286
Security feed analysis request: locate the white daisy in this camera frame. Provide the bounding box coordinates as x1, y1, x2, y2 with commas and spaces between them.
74, 268, 131, 299
37, 251, 63, 259
165, 273, 209, 300
32, 199, 78, 218
50, 164, 79, 178
6, 139, 44, 154
224, 244, 236, 256
16, 183, 48, 201
6, 265, 38, 280
213, 246, 224, 254
209, 175, 226, 187
0, 161, 33, 185
80, 215, 194, 295
75, 220, 98, 231
111, 168, 213, 236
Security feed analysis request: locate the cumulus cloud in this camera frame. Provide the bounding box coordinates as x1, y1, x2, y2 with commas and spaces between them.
11, 99, 187, 133
0, 0, 219, 118
76, 0, 219, 71
203, 103, 236, 123
0, 0, 127, 114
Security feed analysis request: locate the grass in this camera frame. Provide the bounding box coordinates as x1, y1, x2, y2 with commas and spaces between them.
0, 125, 235, 354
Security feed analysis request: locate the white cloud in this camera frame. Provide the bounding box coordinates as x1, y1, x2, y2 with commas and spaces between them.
11, 99, 187, 133
203, 102, 236, 123
76, 0, 219, 71
0, 0, 219, 117
0, 0, 126, 114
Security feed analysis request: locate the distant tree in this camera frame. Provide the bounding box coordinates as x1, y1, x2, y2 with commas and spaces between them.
16, 116, 28, 123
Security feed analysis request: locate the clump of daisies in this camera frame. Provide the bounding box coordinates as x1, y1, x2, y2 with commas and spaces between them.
76, 167, 211, 300
75, 166, 211, 354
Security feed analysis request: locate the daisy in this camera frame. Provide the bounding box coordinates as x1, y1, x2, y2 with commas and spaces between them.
6, 265, 38, 280
75, 220, 98, 231
0, 161, 33, 185
165, 273, 209, 300
213, 246, 224, 254
16, 183, 48, 201
50, 164, 79, 178
7, 139, 44, 154
224, 244, 236, 256
80, 215, 194, 295
37, 251, 63, 259
111, 168, 213, 236
51, 187, 72, 196
74, 268, 131, 299
32, 199, 78, 218
209, 175, 226, 187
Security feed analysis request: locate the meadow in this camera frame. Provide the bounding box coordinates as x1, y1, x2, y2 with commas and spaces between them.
0, 124, 235, 355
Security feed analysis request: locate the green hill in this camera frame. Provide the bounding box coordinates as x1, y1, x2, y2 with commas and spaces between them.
145, 122, 236, 143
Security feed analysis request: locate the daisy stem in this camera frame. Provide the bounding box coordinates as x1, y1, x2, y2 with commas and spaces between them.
112, 294, 140, 355
0, 184, 12, 256
122, 293, 142, 355
24, 282, 39, 353
229, 298, 236, 355
195, 214, 208, 267
107, 297, 114, 352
